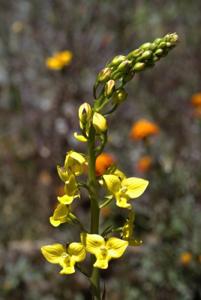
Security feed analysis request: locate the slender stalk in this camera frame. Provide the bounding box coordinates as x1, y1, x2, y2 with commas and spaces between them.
87, 126, 101, 300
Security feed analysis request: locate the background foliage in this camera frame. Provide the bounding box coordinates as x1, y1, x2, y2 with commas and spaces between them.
0, 0, 201, 299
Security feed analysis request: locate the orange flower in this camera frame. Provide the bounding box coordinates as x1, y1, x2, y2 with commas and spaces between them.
191, 93, 201, 107
180, 252, 192, 265
130, 119, 159, 140
136, 156, 152, 173
95, 153, 115, 176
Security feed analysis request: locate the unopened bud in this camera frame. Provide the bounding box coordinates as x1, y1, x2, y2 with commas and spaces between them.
127, 49, 143, 59
141, 50, 152, 60
140, 42, 152, 50
78, 102, 92, 124
112, 89, 127, 104
98, 67, 112, 82
117, 60, 131, 73
104, 80, 115, 98
92, 112, 107, 133
155, 49, 163, 56
133, 62, 145, 72
110, 55, 126, 66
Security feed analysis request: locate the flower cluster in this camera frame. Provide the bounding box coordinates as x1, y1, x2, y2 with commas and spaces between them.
41, 33, 178, 296
46, 50, 73, 70
41, 103, 149, 273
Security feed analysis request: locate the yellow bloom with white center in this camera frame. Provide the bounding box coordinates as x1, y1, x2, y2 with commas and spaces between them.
92, 112, 107, 133
41, 242, 86, 275
64, 151, 86, 176
82, 233, 128, 269
49, 203, 70, 227
103, 174, 149, 209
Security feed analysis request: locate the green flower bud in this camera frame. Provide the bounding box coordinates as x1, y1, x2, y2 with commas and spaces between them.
141, 50, 152, 60
117, 60, 131, 73
127, 49, 143, 59
112, 71, 122, 80
159, 41, 166, 48
133, 62, 145, 72
140, 42, 152, 50
112, 89, 127, 104
98, 67, 112, 82
110, 55, 126, 66
104, 80, 115, 98
154, 38, 162, 45
154, 49, 163, 56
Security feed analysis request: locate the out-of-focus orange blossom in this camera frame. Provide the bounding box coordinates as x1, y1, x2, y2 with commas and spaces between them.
55, 185, 65, 196
136, 156, 152, 173
46, 50, 73, 70
191, 93, 201, 107
100, 206, 111, 218
38, 170, 52, 186
95, 153, 115, 176
180, 252, 192, 265
198, 255, 201, 263
130, 119, 159, 140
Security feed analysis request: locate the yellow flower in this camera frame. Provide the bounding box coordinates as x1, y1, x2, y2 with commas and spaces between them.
64, 151, 86, 176
103, 174, 149, 209
41, 242, 86, 275
92, 112, 107, 133
180, 252, 192, 265
129, 119, 159, 140
57, 174, 80, 205
82, 233, 128, 269
46, 50, 73, 70
49, 203, 70, 227
78, 103, 92, 124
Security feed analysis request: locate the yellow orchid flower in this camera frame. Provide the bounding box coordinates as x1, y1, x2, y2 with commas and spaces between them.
92, 112, 107, 133
74, 132, 87, 143
41, 242, 86, 275
103, 174, 149, 209
64, 151, 86, 176
49, 203, 70, 227
57, 174, 80, 205
82, 233, 128, 269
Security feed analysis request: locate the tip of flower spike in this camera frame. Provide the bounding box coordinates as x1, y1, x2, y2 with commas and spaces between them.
165, 32, 179, 45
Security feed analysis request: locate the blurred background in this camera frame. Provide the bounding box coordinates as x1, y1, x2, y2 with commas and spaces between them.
0, 0, 201, 299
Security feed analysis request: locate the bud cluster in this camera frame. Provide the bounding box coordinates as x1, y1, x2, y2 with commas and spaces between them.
95, 33, 178, 111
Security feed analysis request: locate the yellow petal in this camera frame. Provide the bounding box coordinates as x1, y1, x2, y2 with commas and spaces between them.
57, 194, 74, 205
65, 174, 79, 196
113, 168, 126, 180
49, 204, 70, 227
115, 193, 131, 209
57, 165, 69, 182
74, 132, 87, 142
106, 237, 128, 258
41, 244, 66, 264
103, 175, 121, 194
82, 233, 105, 255
68, 242, 86, 262
94, 257, 110, 269
65, 151, 86, 176
92, 112, 107, 133
60, 256, 75, 274
122, 177, 149, 198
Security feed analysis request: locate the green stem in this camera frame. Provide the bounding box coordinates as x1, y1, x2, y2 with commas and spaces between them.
88, 126, 101, 300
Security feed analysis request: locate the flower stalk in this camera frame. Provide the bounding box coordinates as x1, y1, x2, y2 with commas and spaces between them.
41, 33, 178, 299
